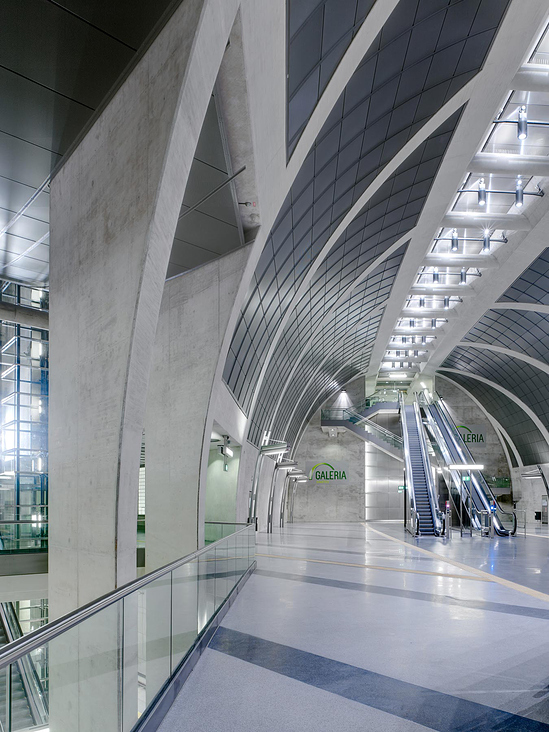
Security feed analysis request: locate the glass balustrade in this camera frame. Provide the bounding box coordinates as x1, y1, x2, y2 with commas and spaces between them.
0, 523, 256, 731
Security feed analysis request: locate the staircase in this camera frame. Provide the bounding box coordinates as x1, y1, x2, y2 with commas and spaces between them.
404, 406, 435, 536
0, 619, 34, 730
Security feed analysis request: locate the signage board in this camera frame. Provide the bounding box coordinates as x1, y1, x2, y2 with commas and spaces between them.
305, 461, 349, 484
456, 423, 486, 444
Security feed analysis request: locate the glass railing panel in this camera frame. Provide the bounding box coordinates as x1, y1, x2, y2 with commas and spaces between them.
141, 574, 171, 708
171, 559, 198, 672
197, 549, 216, 633
0, 524, 256, 732
48, 600, 122, 732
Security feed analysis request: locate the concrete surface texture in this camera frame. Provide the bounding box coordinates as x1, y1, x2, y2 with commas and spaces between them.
145, 245, 250, 573
48, 0, 242, 617
293, 379, 366, 523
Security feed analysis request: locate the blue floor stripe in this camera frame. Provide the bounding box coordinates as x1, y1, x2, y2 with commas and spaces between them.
254, 568, 549, 620
210, 627, 549, 731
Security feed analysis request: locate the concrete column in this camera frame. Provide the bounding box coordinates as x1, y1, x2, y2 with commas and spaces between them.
48, 0, 240, 618
145, 246, 250, 572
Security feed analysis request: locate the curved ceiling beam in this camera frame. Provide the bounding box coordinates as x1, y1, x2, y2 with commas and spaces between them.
490, 302, 549, 315
456, 341, 549, 377
424, 203, 549, 373
370, 1, 549, 379
291, 361, 369, 458
264, 232, 411, 436
435, 372, 523, 468
437, 367, 549, 447
245, 86, 474, 432
210, 0, 401, 422
281, 305, 386, 436
287, 0, 400, 176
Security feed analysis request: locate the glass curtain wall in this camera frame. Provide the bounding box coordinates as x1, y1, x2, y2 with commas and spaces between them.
0, 308, 48, 552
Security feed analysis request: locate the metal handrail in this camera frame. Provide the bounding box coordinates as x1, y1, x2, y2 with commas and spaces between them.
400, 395, 418, 536
430, 393, 516, 535
0, 523, 253, 669
0, 603, 48, 725
413, 401, 443, 535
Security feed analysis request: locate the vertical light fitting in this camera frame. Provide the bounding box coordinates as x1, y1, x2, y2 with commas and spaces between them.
421, 336, 427, 345
433, 268, 439, 284
515, 176, 524, 208
419, 297, 425, 308
451, 228, 459, 252
431, 318, 437, 330
409, 318, 415, 329
482, 229, 491, 252
460, 267, 467, 285
443, 296, 450, 310
518, 105, 528, 140
478, 178, 486, 206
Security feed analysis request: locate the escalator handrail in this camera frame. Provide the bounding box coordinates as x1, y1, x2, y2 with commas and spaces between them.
0, 603, 48, 725
432, 393, 516, 535
399, 395, 418, 535
413, 401, 442, 535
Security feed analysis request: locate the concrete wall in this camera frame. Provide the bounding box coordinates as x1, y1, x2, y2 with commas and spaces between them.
512, 465, 549, 523
145, 245, 250, 572
205, 447, 241, 523
365, 413, 404, 521
292, 378, 365, 523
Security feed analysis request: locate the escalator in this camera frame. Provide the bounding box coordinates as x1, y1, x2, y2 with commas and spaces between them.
0, 603, 48, 731
400, 397, 441, 536
423, 394, 516, 536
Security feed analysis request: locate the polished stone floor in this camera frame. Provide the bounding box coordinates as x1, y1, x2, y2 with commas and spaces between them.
159, 522, 549, 731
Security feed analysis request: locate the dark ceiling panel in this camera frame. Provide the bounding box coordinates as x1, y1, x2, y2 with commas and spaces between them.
227, 108, 461, 441
442, 346, 549, 432
50, 0, 175, 50
0, 0, 134, 109
287, 0, 509, 156
287, 0, 376, 155
463, 308, 549, 365
498, 248, 549, 305
440, 372, 549, 465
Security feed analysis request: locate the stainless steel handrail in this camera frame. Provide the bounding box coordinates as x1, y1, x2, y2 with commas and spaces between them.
0, 523, 254, 669
433, 393, 516, 535
413, 401, 442, 535
399, 395, 418, 536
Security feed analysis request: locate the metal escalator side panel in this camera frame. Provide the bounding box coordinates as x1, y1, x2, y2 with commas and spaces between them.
0, 603, 48, 727
429, 400, 512, 536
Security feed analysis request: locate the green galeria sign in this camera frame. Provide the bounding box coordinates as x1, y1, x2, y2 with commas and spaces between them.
306, 462, 348, 483
457, 424, 486, 444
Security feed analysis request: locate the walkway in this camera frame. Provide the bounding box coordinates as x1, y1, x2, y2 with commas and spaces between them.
159, 522, 549, 731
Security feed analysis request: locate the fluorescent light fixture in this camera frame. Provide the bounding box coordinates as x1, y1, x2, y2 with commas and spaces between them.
276, 461, 298, 471
477, 178, 486, 206
515, 176, 524, 208
261, 445, 288, 456
420, 382, 427, 389
518, 105, 527, 140
389, 373, 408, 379
449, 463, 484, 470
295, 477, 309, 482
224, 446, 233, 458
